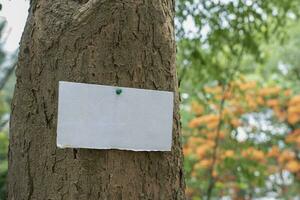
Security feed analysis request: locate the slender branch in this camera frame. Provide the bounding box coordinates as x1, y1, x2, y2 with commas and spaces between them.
178, 66, 188, 88
206, 47, 244, 200
206, 85, 226, 200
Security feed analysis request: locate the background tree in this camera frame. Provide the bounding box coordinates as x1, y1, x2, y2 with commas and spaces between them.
8, 1, 185, 199
0, 8, 18, 198
176, 0, 300, 199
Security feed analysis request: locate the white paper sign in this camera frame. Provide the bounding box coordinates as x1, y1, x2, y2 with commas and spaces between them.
57, 81, 173, 151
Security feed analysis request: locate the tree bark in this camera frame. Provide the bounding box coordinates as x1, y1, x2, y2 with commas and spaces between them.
8, 0, 185, 199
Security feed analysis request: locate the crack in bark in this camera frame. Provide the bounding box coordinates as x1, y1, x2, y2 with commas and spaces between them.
26, 141, 33, 200
41, 96, 53, 128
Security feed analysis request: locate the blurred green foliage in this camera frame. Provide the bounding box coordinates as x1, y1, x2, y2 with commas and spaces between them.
0, 5, 15, 198
0, 132, 8, 200
176, 0, 300, 93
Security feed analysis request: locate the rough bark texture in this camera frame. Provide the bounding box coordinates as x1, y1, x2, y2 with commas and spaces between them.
8, 0, 185, 199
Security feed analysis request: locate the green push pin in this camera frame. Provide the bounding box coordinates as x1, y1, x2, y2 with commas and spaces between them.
116, 88, 122, 95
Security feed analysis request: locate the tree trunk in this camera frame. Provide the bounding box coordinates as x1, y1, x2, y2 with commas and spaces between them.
8, 0, 185, 199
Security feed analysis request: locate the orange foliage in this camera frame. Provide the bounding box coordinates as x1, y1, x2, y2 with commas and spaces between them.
183, 146, 192, 156
242, 147, 265, 161
278, 150, 295, 164
206, 131, 225, 140
267, 146, 280, 158
259, 86, 281, 96
284, 89, 292, 97
287, 97, 300, 124
223, 150, 235, 159
204, 86, 222, 94
288, 114, 300, 125
230, 118, 242, 128
185, 80, 300, 196
196, 145, 210, 157
268, 165, 278, 174
186, 137, 206, 148
285, 160, 300, 173
191, 101, 204, 115
238, 81, 257, 90
188, 114, 219, 128
207, 121, 219, 129
267, 99, 280, 107
289, 95, 300, 106
285, 129, 300, 143
185, 187, 195, 197
256, 96, 265, 105
196, 159, 213, 169
273, 107, 286, 121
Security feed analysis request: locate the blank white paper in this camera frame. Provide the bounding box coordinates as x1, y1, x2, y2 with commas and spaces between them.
57, 81, 173, 151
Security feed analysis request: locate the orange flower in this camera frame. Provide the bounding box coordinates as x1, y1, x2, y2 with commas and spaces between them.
218, 131, 226, 139
196, 145, 209, 157
242, 147, 265, 161
197, 159, 213, 169
248, 101, 258, 110
224, 91, 232, 99
288, 105, 300, 114
285, 131, 300, 143
191, 170, 197, 178
268, 146, 280, 157
214, 94, 223, 100
284, 89, 292, 97
212, 170, 218, 177
223, 108, 233, 117
183, 146, 192, 156
239, 81, 257, 90
207, 121, 219, 129
273, 107, 286, 121
268, 165, 278, 174
188, 118, 203, 128
185, 187, 195, 197
293, 129, 300, 135
206, 114, 220, 122
256, 97, 265, 105
231, 118, 242, 128
187, 137, 206, 147
188, 114, 219, 128
204, 86, 222, 94
206, 130, 225, 139
278, 150, 295, 164
259, 86, 281, 96
296, 136, 300, 146
267, 99, 280, 107
191, 101, 204, 115
206, 140, 216, 148
289, 95, 300, 106
287, 113, 300, 125
224, 150, 235, 158
285, 160, 300, 173
252, 150, 265, 161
